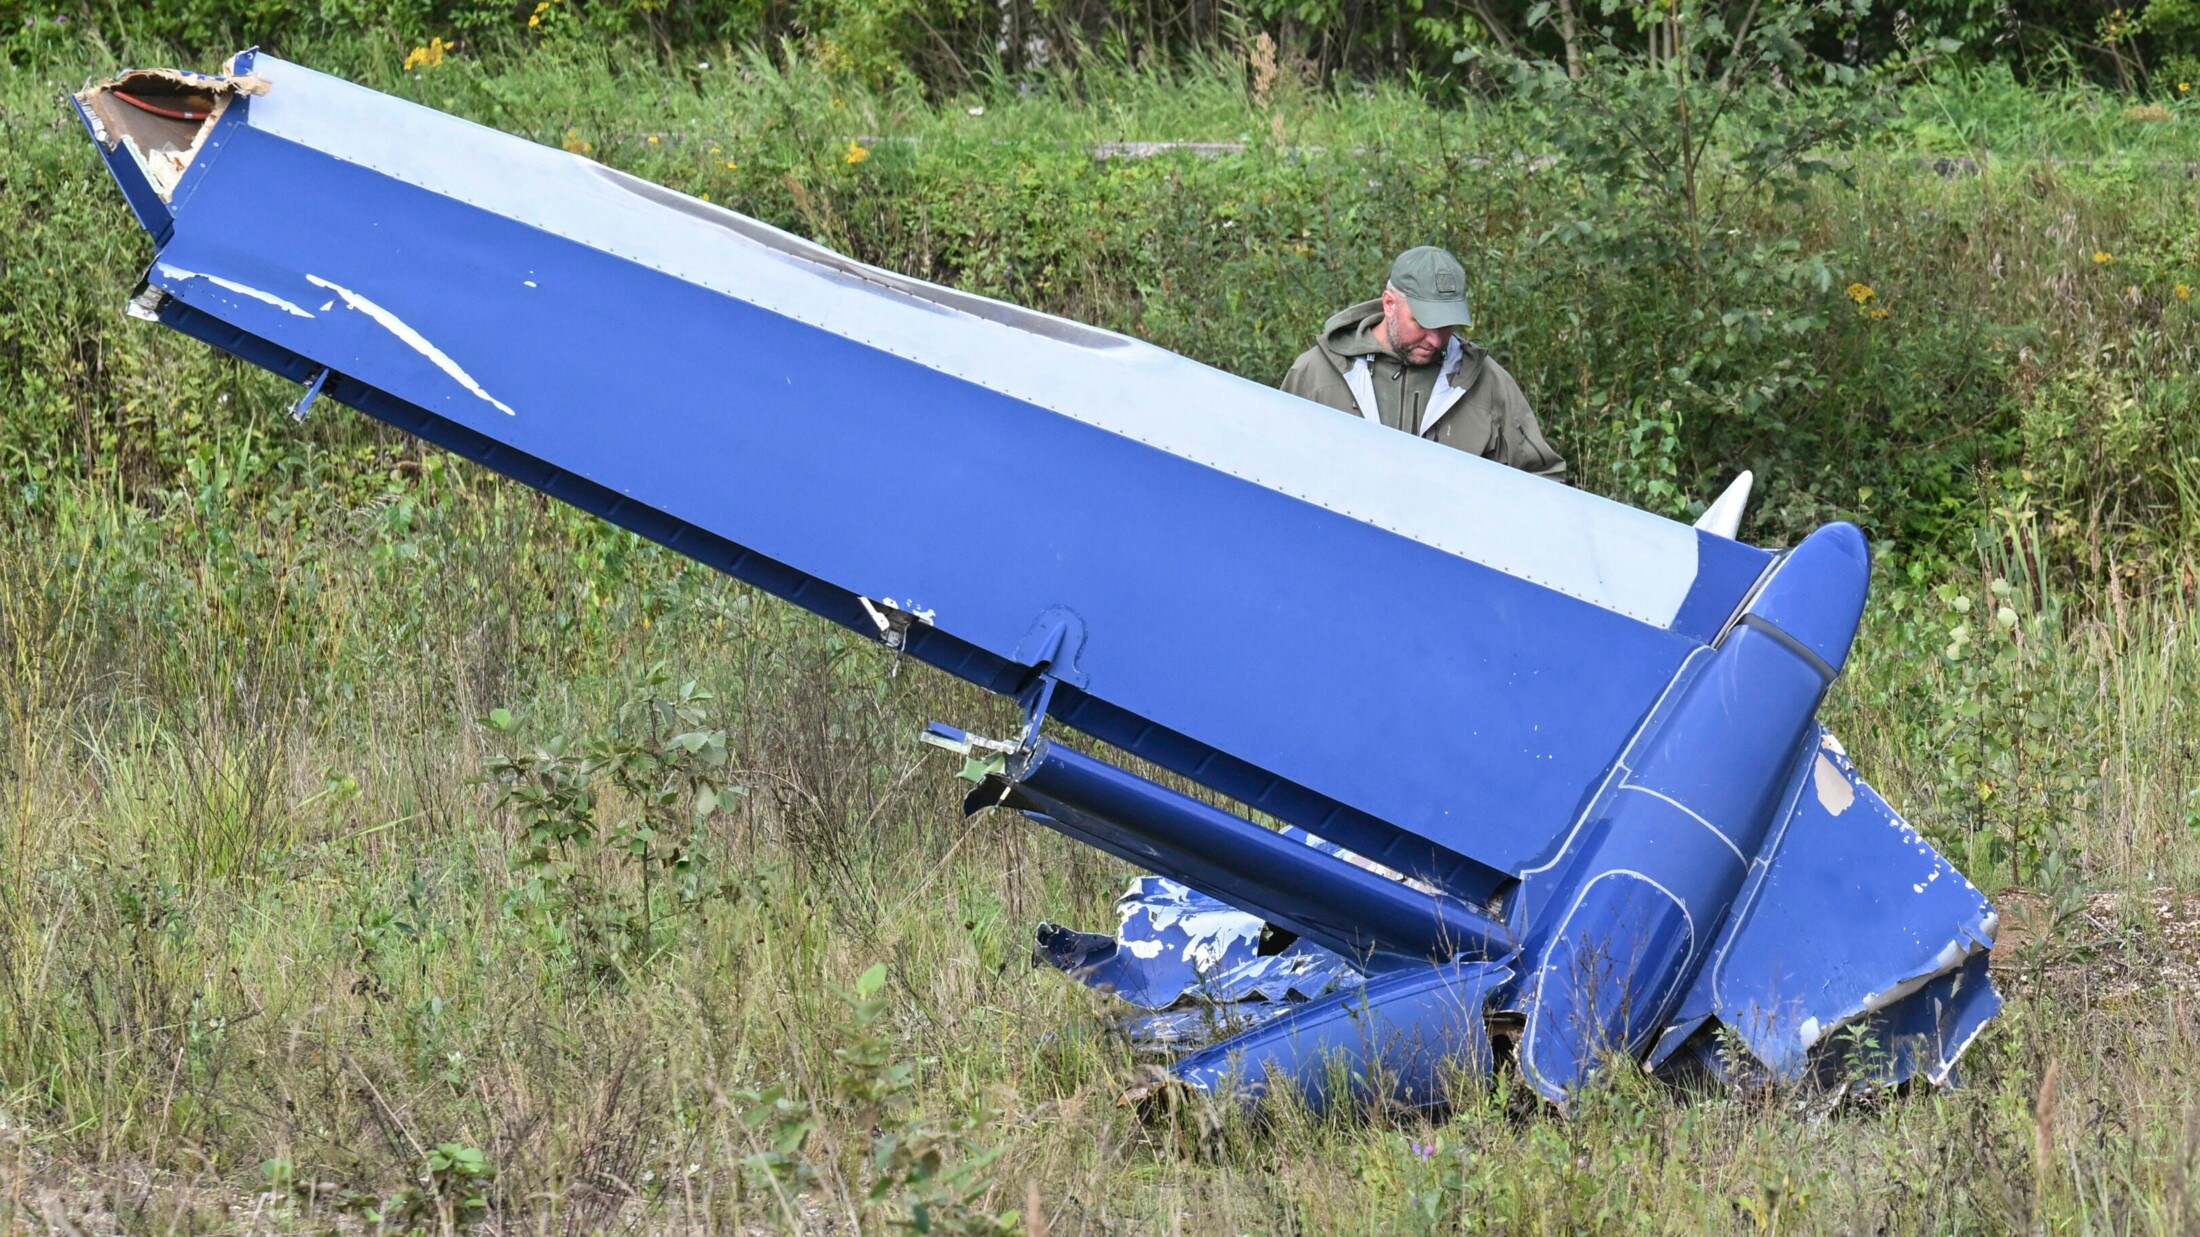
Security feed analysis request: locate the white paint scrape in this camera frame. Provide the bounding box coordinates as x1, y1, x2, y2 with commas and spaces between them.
1812, 753, 1856, 816
156, 263, 315, 318
306, 274, 516, 415
1142, 903, 1265, 971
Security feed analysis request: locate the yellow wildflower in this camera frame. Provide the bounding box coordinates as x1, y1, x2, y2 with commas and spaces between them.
2093, 251, 2114, 264
562, 128, 591, 154
647, 135, 660, 144
844, 142, 869, 165
723, 160, 738, 170
402, 37, 449, 71
2177, 284, 2193, 300
528, 14, 539, 25
1868, 306, 1891, 320
1846, 282, 1875, 304
2182, 82, 2192, 93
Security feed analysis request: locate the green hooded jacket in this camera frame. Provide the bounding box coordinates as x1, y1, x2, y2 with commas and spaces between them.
1279, 299, 1567, 482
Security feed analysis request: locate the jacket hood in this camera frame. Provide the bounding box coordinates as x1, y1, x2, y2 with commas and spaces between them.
1315, 299, 1389, 367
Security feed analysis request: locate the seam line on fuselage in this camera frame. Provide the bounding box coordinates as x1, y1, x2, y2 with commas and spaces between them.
1616, 783, 1746, 866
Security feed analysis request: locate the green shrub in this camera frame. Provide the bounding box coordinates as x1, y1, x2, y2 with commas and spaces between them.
3, 32, 2196, 569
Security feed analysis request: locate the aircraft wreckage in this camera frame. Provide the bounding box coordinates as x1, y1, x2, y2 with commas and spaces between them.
73, 53, 2000, 1110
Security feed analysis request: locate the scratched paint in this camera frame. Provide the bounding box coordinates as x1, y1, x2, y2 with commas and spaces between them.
306, 274, 516, 415
1038, 872, 1360, 1014
156, 263, 316, 318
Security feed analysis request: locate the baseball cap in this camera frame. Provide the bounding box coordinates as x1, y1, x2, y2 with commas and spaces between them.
1388, 246, 1472, 330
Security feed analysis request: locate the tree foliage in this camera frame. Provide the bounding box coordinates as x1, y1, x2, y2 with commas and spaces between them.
13, 0, 2200, 91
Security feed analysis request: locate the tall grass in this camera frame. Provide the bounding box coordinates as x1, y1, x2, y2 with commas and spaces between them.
0, 466, 2197, 1231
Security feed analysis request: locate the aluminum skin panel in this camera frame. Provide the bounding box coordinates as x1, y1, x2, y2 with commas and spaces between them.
238, 54, 1726, 632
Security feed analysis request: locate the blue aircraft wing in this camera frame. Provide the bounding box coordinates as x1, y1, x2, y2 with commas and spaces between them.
75, 54, 1775, 899
71, 53, 1998, 1109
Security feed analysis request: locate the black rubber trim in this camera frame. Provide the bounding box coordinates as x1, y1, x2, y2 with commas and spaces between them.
1735, 613, 1839, 684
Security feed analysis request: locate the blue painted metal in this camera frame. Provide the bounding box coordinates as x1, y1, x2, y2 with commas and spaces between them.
1645, 733, 2001, 1086
1035, 877, 1360, 1010
71, 52, 2002, 1113
71, 52, 1775, 896
951, 728, 1514, 965
289, 365, 330, 421
1510, 524, 1869, 1101
1165, 959, 1514, 1112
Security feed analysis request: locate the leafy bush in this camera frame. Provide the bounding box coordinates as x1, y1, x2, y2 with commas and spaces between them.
485, 663, 741, 978
1474, 1, 1902, 511
8, 36, 2198, 570
18, 0, 2200, 88
3, 34, 2199, 1212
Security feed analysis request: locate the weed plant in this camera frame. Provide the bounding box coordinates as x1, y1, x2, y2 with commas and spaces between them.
0, 25, 2197, 1235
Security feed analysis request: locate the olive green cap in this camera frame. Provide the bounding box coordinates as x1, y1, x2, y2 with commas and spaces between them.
1387, 245, 1472, 330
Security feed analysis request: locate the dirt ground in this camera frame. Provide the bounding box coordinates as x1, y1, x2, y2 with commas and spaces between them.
1990, 886, 2200, 1006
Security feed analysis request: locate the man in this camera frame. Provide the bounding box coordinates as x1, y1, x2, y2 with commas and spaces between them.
1281, 246, 1566, 481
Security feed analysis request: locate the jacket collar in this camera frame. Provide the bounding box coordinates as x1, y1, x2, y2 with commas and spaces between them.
1341, 336, 1482, 434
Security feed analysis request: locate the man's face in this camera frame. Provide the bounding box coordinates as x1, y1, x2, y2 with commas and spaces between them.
1382, 288, 1452, 365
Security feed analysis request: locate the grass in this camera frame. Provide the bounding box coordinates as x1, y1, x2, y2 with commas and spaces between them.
1883, 61, 2200, 161
0, 30, 2198, 1234
3, 450, 2198, 1234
